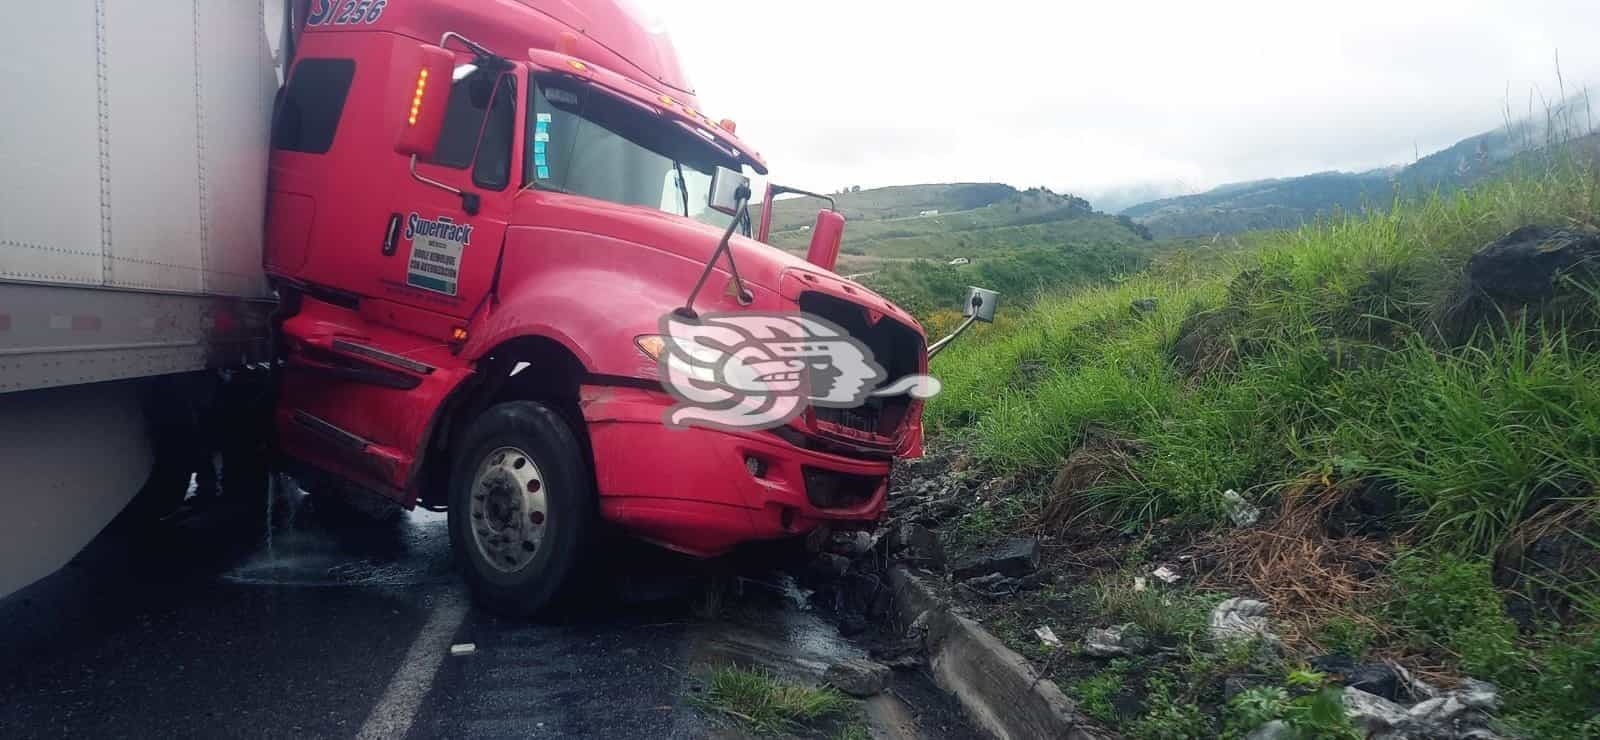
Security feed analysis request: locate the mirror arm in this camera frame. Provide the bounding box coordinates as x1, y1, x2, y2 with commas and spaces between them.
677, 186, 754, 318
926, 313, 979, 360
767, 184, 837, 212
409, 155, 480, 215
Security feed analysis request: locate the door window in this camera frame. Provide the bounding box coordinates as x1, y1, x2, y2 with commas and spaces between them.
430, 64, 516, 190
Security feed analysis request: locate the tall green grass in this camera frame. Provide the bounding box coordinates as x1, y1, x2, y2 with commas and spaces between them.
926, 154, 1600, 736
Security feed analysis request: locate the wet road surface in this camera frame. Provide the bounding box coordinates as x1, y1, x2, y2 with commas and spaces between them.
0, 485, 977, 739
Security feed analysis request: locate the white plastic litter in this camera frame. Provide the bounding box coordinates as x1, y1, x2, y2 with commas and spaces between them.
450, 643, 477, 656
1153, 565, 1181, 584
1034, 625, 1063, 647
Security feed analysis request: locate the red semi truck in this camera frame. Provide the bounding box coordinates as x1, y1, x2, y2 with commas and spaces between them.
3, 0, 991, 615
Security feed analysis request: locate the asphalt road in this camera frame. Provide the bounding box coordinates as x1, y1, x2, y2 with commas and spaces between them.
0, 485, 976, 740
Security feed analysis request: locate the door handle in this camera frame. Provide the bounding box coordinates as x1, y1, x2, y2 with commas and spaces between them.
382, 213, 402, 256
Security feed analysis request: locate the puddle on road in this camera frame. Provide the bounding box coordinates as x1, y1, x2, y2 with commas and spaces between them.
687, 574, 865, 681
222, 476, 453, 588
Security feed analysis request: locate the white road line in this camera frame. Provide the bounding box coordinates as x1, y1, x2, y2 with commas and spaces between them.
356, 589, 469, 740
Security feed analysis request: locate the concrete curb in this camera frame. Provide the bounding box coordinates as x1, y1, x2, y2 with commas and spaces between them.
890, 566, 1109, 740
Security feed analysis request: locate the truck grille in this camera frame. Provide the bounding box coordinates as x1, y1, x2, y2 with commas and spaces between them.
798, 291, 923, 441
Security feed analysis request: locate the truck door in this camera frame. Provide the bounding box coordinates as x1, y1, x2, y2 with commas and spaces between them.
274, 60, 526, 503
375, 60, 522, 321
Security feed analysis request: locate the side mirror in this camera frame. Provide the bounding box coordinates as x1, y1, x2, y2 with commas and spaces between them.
805, 210, 846, 272
708, 166, 751, 216
964, 286, 999, 322
928, 285, 1000, 359
394, 44, 456, 159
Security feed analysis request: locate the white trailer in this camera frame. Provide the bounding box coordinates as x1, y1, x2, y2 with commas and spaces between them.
0, 1, 281, 597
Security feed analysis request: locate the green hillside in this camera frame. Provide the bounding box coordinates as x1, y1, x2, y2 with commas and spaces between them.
925, 157, 1600, 737
758, 182, 1016, 233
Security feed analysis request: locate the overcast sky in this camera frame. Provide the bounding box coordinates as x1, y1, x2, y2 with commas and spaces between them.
645, 0, 1600, 204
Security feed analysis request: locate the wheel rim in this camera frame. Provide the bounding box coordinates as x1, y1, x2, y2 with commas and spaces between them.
468, 446, 548, 574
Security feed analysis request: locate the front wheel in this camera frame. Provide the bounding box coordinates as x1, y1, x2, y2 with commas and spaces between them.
448, 401, 593, 616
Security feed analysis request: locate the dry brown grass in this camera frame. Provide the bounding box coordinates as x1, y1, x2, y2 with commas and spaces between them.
1038, 426, 1145, 532
1190, 477, 1395, 646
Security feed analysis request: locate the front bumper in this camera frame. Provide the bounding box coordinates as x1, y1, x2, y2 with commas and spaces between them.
580, 384, 891, 557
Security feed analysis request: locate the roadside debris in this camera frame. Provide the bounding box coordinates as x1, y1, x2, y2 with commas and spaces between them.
1034, 625, 1063, 648
1221, 489, 1260, 526
949, 537, 1039, 580
824, 657, 892, 697
1341, 679, 1504, 739
1151, 565, 1181, 584
1208, 597, 1279, 645
1083, 623, 1147, 657
449, 643, 476, 657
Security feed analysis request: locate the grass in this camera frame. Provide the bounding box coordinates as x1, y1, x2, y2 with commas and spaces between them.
926, 151, 1600, 735
697, 665, 852, 736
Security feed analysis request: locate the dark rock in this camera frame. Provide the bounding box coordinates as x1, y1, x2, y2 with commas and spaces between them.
1326, 477, 1401, 538
1131, 297, 1160, 314
950, 537, 1040, 580
1015, 570, 1056, 591
844, 573, 884, 616
959, 572, 1020, 600
869, 638, 925, 671
1346, 663, 1401, 702
1310, 653, 1358, 677
824, 657, 891, 697
887, 522, 945, 569
1444, 225, 1600, 342
837, 612, 870, 637
808, 553, 850, 580
1467, 225, 1600, 302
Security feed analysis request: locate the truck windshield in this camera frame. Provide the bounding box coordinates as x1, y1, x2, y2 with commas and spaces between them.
527, 76, 737, 229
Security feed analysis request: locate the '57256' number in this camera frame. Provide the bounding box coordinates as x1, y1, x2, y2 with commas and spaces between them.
306, 0, 388, 26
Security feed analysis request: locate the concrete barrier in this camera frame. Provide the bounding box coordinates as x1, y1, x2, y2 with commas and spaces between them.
890, 566, 1110, 740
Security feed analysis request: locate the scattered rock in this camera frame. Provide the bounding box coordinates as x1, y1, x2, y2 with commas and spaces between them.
1407, 695, 1469, 726
886, 523, 946, 569
1208, 597, 1278, 644
1390, 661, 1440, 703
949, 537, 1040, 580
1310, 653, 1358, 676
1245, 720, 1294, 740
837, 612, 870, 637
1221, 489, 1260, 526
809, 553, 851, 580
449, 643, 476, 657
1346, 663, 1402, 702
825, 657, 892, 697
1443, 225, 1600, 342
1083, 623, 1147, 657
844, 573, 888, 619
1464, 225, 1600, 303
1342, 687, 1410, 737
829, 530, 876, 556
870, 638, 925, 672
1456, 679, 1499, 712
906, 610, 932, 639
960, 572, 1020, 599
1131, 297, 1160, 314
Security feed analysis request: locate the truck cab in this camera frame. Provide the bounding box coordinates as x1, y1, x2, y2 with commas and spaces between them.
266, 0, 928, 614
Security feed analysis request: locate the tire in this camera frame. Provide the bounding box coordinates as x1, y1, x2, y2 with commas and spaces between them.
448, 400, 593, 616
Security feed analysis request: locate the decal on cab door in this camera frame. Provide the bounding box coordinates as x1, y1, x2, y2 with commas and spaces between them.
404, 213, 473, 297
306, 0, 388, 27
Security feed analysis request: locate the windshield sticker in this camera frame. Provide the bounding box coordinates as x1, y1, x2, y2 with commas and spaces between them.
536, 113, 552, 123
537, 166, 551, 179
404, 213, 471, 296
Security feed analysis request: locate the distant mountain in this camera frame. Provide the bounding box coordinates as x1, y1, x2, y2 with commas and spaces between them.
1121, 170, 1396, 238
1082, 182, 1198, 215
1124, 96, 1598, 238
759, 182, 1018, 234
